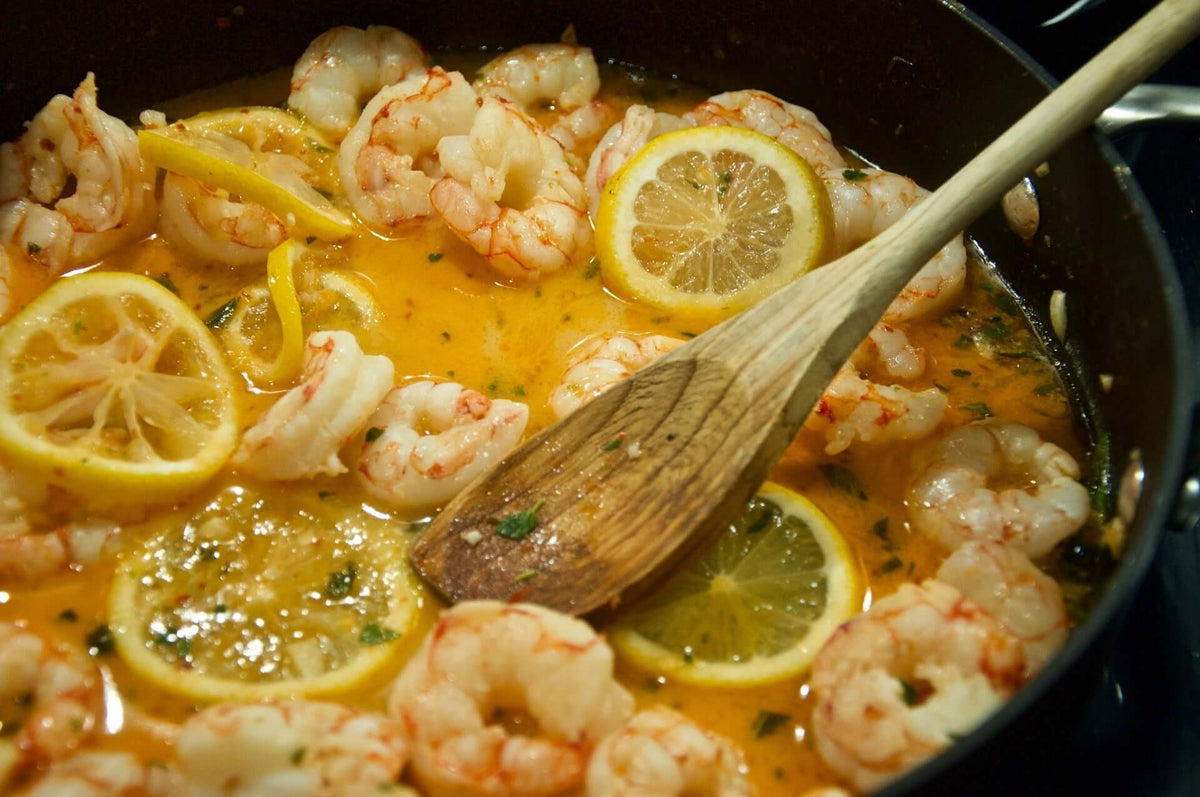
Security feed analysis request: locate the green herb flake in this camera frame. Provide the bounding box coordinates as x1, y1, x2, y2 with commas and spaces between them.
950, 368, 971, 378
495, 500, 547, 541
513, 385, 526, 397
989, 292, 1021, 315
305, 137, 334, 154
1033, 381, 1058, 396
205, 298, 238, 329
962, 402, 993, 419
870, 517, 891, 548
602, 438, 622, 451
72, 319, 86, 335
305, 236, 317, 244
359, 624, 399, 645
427, 252, 444, 263
953, 334, 974, 349
156, 272, 180, 295
290, 746, 307, 764
744, 504, 775, 535
441, 331, 451, 341
325, 561, 359, 599
751, 710, 791, 739
583, 259, 601, 279
26, 242, 42, 255
486, 377, 499, 394
898, 678, 919, 706
86, 624, 115, 655
514, 569, 538, 583
978, 320, 1012, 344
214, 604, 229, 615
681, 331, 697, 339
317, 490, 335, 500
688, 179, 702, 190
842, 168, 868, 181
933, 382, 951, 393
57, 608, 79, 623
365, 426, 384, 443
717, 170, 732, 197
880, 556, 904, 574
818, 463, 867, 500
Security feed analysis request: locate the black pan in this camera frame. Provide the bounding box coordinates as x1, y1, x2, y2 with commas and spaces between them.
1, 1, 1194, 794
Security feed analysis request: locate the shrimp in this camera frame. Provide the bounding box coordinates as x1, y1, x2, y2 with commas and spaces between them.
0, 623, 104, 788
0, 520, 120, 584
0, 248, 11, 320
851, 323, 926, 381
355, 381, 528, 510
906, 420, 1090, 558
231, 330, 395, 481
585, 707, 751, 797
585, 105, 688, 217
937, 540, 1069, 677
339, 68, 478, 230
549, 334, 684, 420
474, 43, 600, 112
175, 700, 410, 796
388, 601, 634, 797
684, 90, 846, 172
16, 752, 179, 797
804, 366, 947, 455
549, 100, 618, 162
0, 74, 154, 274
287, 26, 429, 141
809, 581, 1025, 793
158, 172, 287, 268
819, 167, 967, 322
431, 97, 591, 280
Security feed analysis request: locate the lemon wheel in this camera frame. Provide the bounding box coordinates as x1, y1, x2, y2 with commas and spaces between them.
110, 485, 423, 702
612, 482, 862, 687
595, 126, 832, 316
0, 272, 238, 508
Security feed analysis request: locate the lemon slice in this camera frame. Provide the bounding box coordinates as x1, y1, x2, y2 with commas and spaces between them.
595, 126, 832, 316
175, 107, 338, 168
109, 484, 423, 702
612, 482, 861, 687
139, 126, 353, 242
0, 272, 238, 508
222, 239, 306, 387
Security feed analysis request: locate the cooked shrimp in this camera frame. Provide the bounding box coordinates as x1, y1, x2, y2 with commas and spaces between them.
388, 601, 634, 797
0, 248, 11, 320
937, 540, 1069, 676
16, 752, 178, 797
810, 581, 1025, 792
549, 100, 618, 162
851, 323, 926, 380
355, 381, 528, 510
804, 366, 947, 455
906, 420, 1090, 558
431, 97, 591, 280
585, 105, 688, 216
0, 623, 104, 788
158, 172, 287, 267
231, 330, 394, 481
287, 26, 429, 140
549, 334, 684, 420
0, 74, 154, 273
0, 521, 120, 584
474, 43, 600, 112
176, 701, 409, 796
339, 68, 478, 230
684, 90, 846, 172
586, 707, 751, 797
819, 166, 967, 322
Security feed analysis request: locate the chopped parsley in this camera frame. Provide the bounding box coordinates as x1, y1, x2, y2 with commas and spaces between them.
359, 624, 399, 645
441, 331, 451, 341
751, 710, 791, 738
26, 242, 42, 255
977, 319, 1012, 344
305, 236, 317, 244
818, 463, 867, 500
953, 334, 974, 349
602, 438, 623, 451
155, 272, 180, 295
898, 678, 919, 706
305, 137, 334, 154
495, 500, 546, 541
583, 259, 601, 279
880, 556, 904, 574
514, 569, 538, 583
962, 402, 993, 419
989, 292, 1020, 315
204, 298, 238, 329
325, 562, 359, 599
842, 168, 868, 181
86, 624, 115, 655
870, 517, 892, 549
717, 170, 732, 197
57, 608, 78, 623
317, 490, 335, 500
290, 746, 307, 764
513, 385, 526, 397
1033, 381, 1058, 396
427, 252, 444, 263
950, 368, 972, 378
365, 426, 384, 443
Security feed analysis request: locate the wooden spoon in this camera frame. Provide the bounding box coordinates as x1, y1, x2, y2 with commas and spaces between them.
411, 0, 1200, 615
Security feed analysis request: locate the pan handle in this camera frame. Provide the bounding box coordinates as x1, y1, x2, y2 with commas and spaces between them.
1098, 84, 1200, 135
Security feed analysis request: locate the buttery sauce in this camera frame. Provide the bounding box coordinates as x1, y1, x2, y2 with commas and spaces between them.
0, 58, 1097, 795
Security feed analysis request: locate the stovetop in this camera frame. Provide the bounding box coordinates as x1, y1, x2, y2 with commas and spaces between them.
968, 2, 1200, 794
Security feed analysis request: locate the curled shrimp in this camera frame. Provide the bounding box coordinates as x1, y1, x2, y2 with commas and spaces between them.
819, 167, 967, 322
0, 623, 105, 788
906, 420, 1090, 558
339, 68, 478, 230
15, 752, 179, 797
474, 43, 601, 112
176, 700, 410, 796
0, 520, 120, 585
851, 323, 926, 381
937, 540, 1069, 677
355, 381, 529, 510
549, 100, 618, 163
388, 600, 634, 797
288, 26, 429, 140
585, 105, 688, 217
231, 330, 395, 481
0, 74, 154, 274
585, 707, 752, 797
549, 334, 684, 420
431, 97, 591, 280
804, 366, 947, 455
810, 580, 1025, 793
684, 90, 847, 172
158, 172, 287, 268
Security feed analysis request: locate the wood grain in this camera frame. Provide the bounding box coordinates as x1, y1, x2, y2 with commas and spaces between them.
411, 0, 1200, 615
